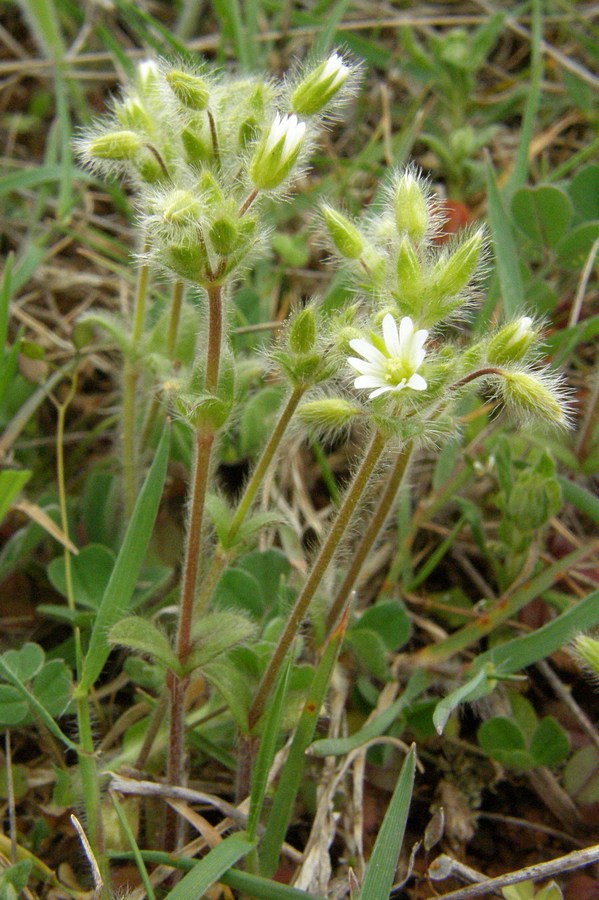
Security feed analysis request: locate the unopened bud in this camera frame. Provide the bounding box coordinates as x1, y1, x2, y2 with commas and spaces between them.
249, 113, 306, 190
394, 171, 428, 242
487, 317, 536, 365
321, 205, 364, 259
432, 228, 484, 299
288, 308, 317, 354
165, 69, 210, 110
136, 60, 160, 92
298, 398, 359, 430
291, 52, 350, 116
500, 371, 568, 427
160, 189, 202, 226
396, 238, 423, 304
182, 127, 211, 165
573, 635, 599, 675
116, 96, 153, 132
87, 130, 143, 161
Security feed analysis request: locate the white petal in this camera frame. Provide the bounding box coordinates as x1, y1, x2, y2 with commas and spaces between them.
355, 375, 386, 389
347, 357, 377, 375
348, 338, 386, 366
398, 316, 415, 346
407, 373, 427, 391
414, 348, 426, 367
368, 385, 394, 399
382, 314, 401, 356
412, 328, 428, 351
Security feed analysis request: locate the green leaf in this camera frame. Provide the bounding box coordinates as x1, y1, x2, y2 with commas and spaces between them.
164, 833, 254, 899
558, 477, 599, 525
108, 616, 179, 673
1, 643, 44, 682
32, 660, 71, 718
47, 544, 115, 609
77, 424, 170, 696
509, 692, 537, 743
564, 746, 599, 804
213, 567, 264, 618
556, 221, 599, 269
568, 164, 599, 220
354, 601, 411, 651
0, 470, 32, 523
511, 185, 573, 247
485, 158, 523, 317
347, 628, 390, 681
478, 716, 527, 768
530, 716, 570, 768
237, 548, 290, 611
205, 493, 234, 547
203, 656, 255, 731
188, 610, 258, 671
358, 745, 416, 899
0, 685, 28, 726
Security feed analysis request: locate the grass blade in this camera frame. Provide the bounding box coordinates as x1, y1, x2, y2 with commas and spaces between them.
484, 156, 524, 319
109, 792, 155, 900
259, 611, 349, 877
358, 744, 416, 899
164, 833, 253, 899
506, 0, 543, 193
76, 423, 170, 695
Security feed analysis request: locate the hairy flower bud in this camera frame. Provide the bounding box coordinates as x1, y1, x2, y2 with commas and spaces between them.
87, 130, 143, 161
487, 317, 536, 365
288, 308, 317, 354
298, 398, 359, 431
291, 53, 350, 116
160, 189, 202, 226
396, 237, 423, 306
394, 171, 428, 242
208, 217, 239, 255
573, 635, 599, 676
499, 371, 568, 427
249, 113, 306, 190
165, 69, 210, 110
431, 228, 484, 299
321, 205, 364, 259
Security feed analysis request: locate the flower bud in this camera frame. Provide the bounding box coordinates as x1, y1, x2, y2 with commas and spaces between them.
136, 60, 160, 92
321, 205, 364, 259
396, 238, 423, 305
163, 242, 207, 283
165, 69, 210, 110
431, 228, 484, 299
249, 113, 306, 190
507, 469, 562, 531
160, 189, 202, 226
487, 317, 536, 365
115, 96, 153, 132
288, 308, 317, 354
291, 53, 350, 116
500, 371, 568, 427
573, 635, 599, 675
394, 171, 428, 242
182, 127, 211, 165
87, 130, 143, 161
298, 398, 359, 431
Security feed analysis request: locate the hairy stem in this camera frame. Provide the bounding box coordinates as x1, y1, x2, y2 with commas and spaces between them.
325, 440, 414, 634
122, 255, 150, 518
248, 429, 387, 730
167, 282, 223, 844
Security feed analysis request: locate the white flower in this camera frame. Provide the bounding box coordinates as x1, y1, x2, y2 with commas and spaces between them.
250, 113, 306, 190
321, 53, 350, 91
348, 314, 428, 399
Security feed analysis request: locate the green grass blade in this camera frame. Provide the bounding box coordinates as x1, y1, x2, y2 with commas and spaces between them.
313, 0, 351, 58
405, 515, 466, 591
76, 423, 170, 695
476, 586, 599, 675
212, 0, 258, 70
164, 833, 254, 900
558, 476, 599, 524
259, 613, 348, 877
506, 0, 543, 193
309, 670, 429, 758
0, 253, 13, 354
358, 744, 416, 899
484, 156, 524, 319
247, 652, 293, 842
109, 793, 155, 900
0, 470, 32, 524
17, 0, 66, 62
